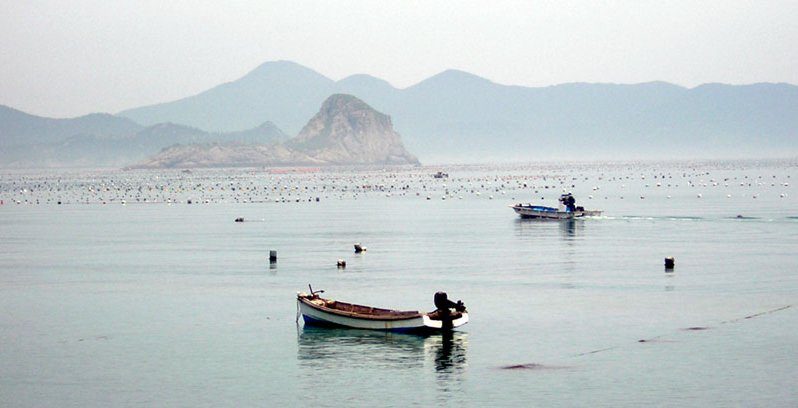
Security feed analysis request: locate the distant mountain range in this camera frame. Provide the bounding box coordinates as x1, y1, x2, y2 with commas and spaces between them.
119, 61, 798, 161
0, 105, 287, 167
1, 60, 797, 167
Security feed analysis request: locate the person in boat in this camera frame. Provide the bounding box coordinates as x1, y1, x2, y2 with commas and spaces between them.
566, 194, 576, 212
560, 193, 576, 212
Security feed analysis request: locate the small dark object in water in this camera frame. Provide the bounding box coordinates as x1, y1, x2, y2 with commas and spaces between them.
501, 363, 545, 370
638, 338, 676, 343
235, 217, 244, 222
664, 257, 675, 270
337, 259, 346, 268
354, 243, 366, 253
269, 250, 277, 263
499, 363, 567, 370
683, 326, 709, 331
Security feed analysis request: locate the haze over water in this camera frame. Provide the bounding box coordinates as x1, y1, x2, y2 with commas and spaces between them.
1, 159, 796, 407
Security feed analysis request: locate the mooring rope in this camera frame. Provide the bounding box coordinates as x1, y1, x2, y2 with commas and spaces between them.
573, 304, 793, 357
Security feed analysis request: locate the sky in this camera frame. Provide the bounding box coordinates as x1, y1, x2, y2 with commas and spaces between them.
1, 0, 797, 118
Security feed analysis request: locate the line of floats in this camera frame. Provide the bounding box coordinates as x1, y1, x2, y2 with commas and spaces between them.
1, 164, 790, 205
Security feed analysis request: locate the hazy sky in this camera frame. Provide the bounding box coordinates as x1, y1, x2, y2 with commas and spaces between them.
2, 0, 796, 118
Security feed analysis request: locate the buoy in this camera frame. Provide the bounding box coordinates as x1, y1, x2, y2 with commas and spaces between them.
337, 259, 346, 268
664, 257, 675, 270
354, 243, 366, 253
269, 250, 277, 263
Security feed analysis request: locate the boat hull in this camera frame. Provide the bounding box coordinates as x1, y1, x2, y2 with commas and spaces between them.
297, 294, 468, 333
511, 204, 601, 219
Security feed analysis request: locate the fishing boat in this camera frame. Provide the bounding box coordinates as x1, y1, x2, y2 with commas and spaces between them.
510, 204, 602, 219
511, 193, 602, 219
297, 287, 468, 333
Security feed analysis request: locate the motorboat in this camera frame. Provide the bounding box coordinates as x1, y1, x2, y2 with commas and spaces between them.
297, 287, 468, 333
511, 193, 602, 219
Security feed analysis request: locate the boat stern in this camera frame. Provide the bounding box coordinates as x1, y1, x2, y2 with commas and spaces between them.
422, 312, 469, 330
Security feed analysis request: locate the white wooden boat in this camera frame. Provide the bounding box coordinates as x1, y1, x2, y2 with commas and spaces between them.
297, 289, 468, 333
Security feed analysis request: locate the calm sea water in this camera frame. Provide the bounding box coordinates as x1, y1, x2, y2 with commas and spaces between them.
1, 160, 797, 407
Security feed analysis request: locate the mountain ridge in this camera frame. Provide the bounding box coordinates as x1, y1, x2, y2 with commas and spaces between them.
2, 60, 797, 166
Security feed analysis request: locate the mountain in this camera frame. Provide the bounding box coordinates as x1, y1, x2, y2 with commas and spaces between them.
119, 61, 335, 134
117, 61, 798, 162
0, 106, 143, 167
133, 94, 418, 168
0, 105, 143, 147
0, 105, 288, 167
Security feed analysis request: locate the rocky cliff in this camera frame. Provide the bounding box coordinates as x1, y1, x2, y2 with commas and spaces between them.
287, 94, 418, 165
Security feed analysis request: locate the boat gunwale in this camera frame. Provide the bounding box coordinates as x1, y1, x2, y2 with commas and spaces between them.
297, 294, 424, 321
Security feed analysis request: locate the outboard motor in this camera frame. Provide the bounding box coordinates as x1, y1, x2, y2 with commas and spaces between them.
434, 291, 466, 312
434, 291, 466, 331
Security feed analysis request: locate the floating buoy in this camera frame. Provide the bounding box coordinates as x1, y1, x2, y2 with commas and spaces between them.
354, 243, 366, 253
337, 259, 346, 268
269, 250, 277, 263
664, 257, 675, 270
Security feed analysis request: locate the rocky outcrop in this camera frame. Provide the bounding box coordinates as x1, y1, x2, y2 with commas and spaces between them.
287, 94, 419, 165
132, 94, 419, 168
135, 143, 318, 168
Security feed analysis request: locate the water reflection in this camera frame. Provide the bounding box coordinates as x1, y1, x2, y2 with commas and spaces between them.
425, 331, 468, 391
513, 218, 583, 240
560, 219, 577, 238
297, 326, 425, 369
297, 326, 468, 376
